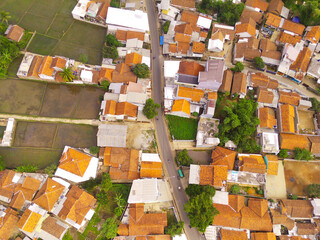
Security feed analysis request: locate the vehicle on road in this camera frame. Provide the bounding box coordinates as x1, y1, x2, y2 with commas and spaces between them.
178, 186, 182, 190
178, 169, 184, 178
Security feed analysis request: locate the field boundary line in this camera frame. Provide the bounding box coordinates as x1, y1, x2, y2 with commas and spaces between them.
37, 81, 48, 116
17, 0, 37, 25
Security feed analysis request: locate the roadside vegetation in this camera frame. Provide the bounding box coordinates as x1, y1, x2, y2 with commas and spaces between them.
184, 184, 218, 232
166, 115, 198, 140
163, 21, 170, 34
165, 211, 185, 237
253, 57, 265, 70
175, 149, 194, 166
133, 63, 150, 78
143, 98, 160, 119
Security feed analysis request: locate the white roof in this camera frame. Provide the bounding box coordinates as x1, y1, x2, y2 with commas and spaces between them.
128, 178, 173, 203
106, 7, 149, 32
164, 60, 180, 78
312, 199, 320, 216
173, 234, 188, 240
109, 83, 123, 94
51, 177, 71, 188
204, 226, 217, 240
142, 56, 150, 67
97, 124, 127, 147
72, 0, 89, 18
208, 39, 224, 52
103, 92, 120, 101
54, 146, 99, 183
212, 191, 229, 205
141, 153, 161, 162
164, 86, 175, 99
189, 164, 200, 184
126, 92, 147, 104
80, 70, 93, 82
126, 38, 143, 48
197, 16, 212, 29
160, 0, 170, 10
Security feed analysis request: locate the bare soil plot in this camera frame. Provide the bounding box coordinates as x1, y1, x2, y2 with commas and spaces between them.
187, 150, 212, 165
13, 121, 57, 148
298, 110, 315, 133
284, 160, 320, 196
0, 79, 46, 115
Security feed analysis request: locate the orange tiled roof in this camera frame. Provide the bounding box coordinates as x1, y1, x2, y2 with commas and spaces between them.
211, 146, 236, 170
280, 104, 295, 133
200, 31, 208, 38
0, 170, 17, 202
171, 0, 195, 8
251, 232, 276, 240
58, 147, 93, 177
280, 133, 310, 150
171, 99, 190, 115
104, 147, 140, 180
239, 154, 266, 174
199, 165, 228, 187
51, 57, 66, 70
177, 41, 190, 54
221, 229, 248, 240
116, 30, 145, 41
0, 208, 19, 240
265, 13, 281, 28
18, 208, 41, 233
290, 47, 312, 73
251, 72, 278, 89
104, 100, 117, 115
259, 107, 277, 129
33, 178, 65, 211
207, 91, 218, 100
305, 26, 320, 44
174, 23, 193, 35
236, 21, 256, 37
246, 0, 269, 11
277, 31, 302, 45
280, 199, 313, 218
178, 61, 205, 76
231, 72, 247, 95
266, 155, 279, 175
99, 67, 114, 82
115, 102, 138, 118
213, 203, 242, 228
241, 9, 263, 24
282, 20, 305, 35
180, 10, 199, 26
219, 69, 233, 93
279, 91, 301, 106
58, 185, 96, 225
268, 0, 284, 14
125, 52, 143, 66
6, 25, 24, 42
27, 55, 44, 78
175, 32, 191, 43
112, 63, 137, 83
177, 86, 204, 102
140, 162, 162, 178
38, 56, 54, 77
192, 42, 205, 53
229, 194, 245, 212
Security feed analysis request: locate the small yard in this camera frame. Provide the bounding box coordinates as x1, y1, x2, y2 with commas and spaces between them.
298, 110, 316, 134
166, 115, 198, 140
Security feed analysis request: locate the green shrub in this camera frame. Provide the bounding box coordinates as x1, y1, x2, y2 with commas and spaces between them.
278, 149, 288, 158
253, 57, 265, 69
175, 149, 193, 166
133, 63, 150, 78
89, 146, 100, 155
307, 184, 320, 198
191, 112, 199, 117
230, 62, 244, 72
44, 163, 57, 177
294, 147, 313, 160
230, 185, 241, 194
163, 21, 170, 34
143, 98, 160, 119
79, 54, 88, 64
0, 156, 6, 171
100, 80, 110, 90
105, 34, 122, 47
16, 164, 38, 173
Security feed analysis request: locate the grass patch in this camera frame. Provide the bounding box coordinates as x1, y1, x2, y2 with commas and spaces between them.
27, 33, 59, 55
166, 115, 198, 140
46, 15, 74, 38
0, 126, 6, 138
7, 54, 24, 78
0, 0, 34, 23
19, 13, 52, 34
0, 147, 61, 169
28, 0, 63, 19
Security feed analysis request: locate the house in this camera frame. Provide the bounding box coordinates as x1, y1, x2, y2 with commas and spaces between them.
308, 136, 320, 156
219, 69, 233, 93
103, 147, 140, 180
234, 37, 261, 62
192, 42, 205, 55
281, 19, 305, 36
278, 43, 304, 75
265, 155, 279, 175
176, 86, 205, 103
279, 91, 301, 106
54, 146, 99, 183
220, 229, 248, 240
178, 61, 205, 77
171, 0, 195, 9
5, 25, 24, 42
211, 146, 236, 170
257, 88, 276, 105
238, 154, 266, 174
18, 203, 47, 237
0, 170, 20, 203
279, 133, 310, 150
140, 153, 162, 178
241, 8, 263, 24
304, 26, 320, 45
198, 58, 225, 91
127, 179, 172, 203
115, 30, 146, 43
97, 124, 127, 147
289, 47, 312, 79
251, 232, 276, 240
189, 164, 228, 188
0, 207, 19, 240
112, 63, 137, 83
249, 72, 279, 89
231, 72, 247, 98
211, 23, 235, 42
259, 39, 281, 65
32, 178, 67, 212
307, 57, 320, 82
37, 216, 69, 240
277, 31, 302, 45
279, 104, 296, 134
261, 132, 280, 154
38, 56, 54, 80
208, 31, 224, 52
265, 13, 282, 29
213, 196, 273, 231
259, 107, 277, 129
57, 185, 96, 229
106, 7, 149, 32
245, 0, 269, 12
196, 118, 220, 147
100, 100, 138, 121
280, 199, 313, 219
125, 52, 143, 66
117, 203, 169, 237
268, 0, 285, 15
235, 18, 256, 38
170, 99, 190, 118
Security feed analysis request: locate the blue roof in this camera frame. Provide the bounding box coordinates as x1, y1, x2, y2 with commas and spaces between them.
292, 16, 300, 23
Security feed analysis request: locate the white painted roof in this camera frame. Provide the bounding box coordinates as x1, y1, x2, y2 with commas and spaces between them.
80, 70, 93, 82
106, 7, 149, 32
97, 124, 127, 147
141, 153, 161, 162
72, 0, 89, 18
173, 234, 188, 240
197, 16, 212, 29
189, 164, 200, 184
212, 191, 229, 205
164, 60, 180, 78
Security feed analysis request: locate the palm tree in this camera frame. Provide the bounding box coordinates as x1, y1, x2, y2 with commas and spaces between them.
59, 67, 74, 82
0, 11, 11, 25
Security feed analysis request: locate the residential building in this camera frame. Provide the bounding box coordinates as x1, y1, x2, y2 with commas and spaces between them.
238, 154, 266, 174
112, 63, 137, 83
97, 124, 127, 147
278, 43, 304, 76
235, 18, 256, 38
103, 147, 141, 180
0, 207, 19, 240
170, 99, 190, 118
38, 56, 55, 80
259, 107, 277, 129
57, 185, 96, 229
116, 30, 146, 43
281, 19, 305, 36
220, 229, 249, 240
211, 23, 235, 42
219, 69, 233, 93
279, 91, 301, 106
0, 170, 20, 203
211, 146, 236, 170
265, 155, 279, 175
177, 61, 205, 85
231, 72, 247, 98
280, 199, 313, 219
198, 58, 225, 91
289, 47, 312, 79
279, 133, 310, 150
304, 26, 320, 46
251, 232, 276, 240
208, 31, 224, 52
241, 8, 263, 24
249, 72, 279, 89
259, 39, 281, 65
54, 146, 99, 183
196, 118, 220, 147
171, 0, 195, 9
307, 57, 320, 82
268, 0, 285, 15
234, 37, 261, 62
308, 136, 320, 157
279, 104, 296, 134
176, 86, 205, 103
5, 25, 24, 42
37, 216, 69, 240
189, 164, 228, 188
100, 100, 138, 121
265, 12, 281, 29
140, 153, 162, 179
261, 132, 280, 154
245, 0, 269, 12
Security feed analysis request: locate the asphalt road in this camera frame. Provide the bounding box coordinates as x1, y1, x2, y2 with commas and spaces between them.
146, 1, 205, 240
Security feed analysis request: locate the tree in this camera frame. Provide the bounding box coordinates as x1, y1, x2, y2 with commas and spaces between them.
103, 46, 118, 60
175, 149, 193, 166
165, 221, 185, 237
307, 184, 320, 198
184, 192, 219, 232
253, 57, 265, 69
81, 176, 102, 192
79, 54, 88, 64
97, 190, 109, 205
311, 98, 320, 113
114, 206, 124, 217
163, 21, 170, 34
89, 146, 100, 155
278, 149, 288, 158
212, 0, 244, 25
198, 0, 213, 13
100, 80, 110, 90
59, 67, 74, 82
186, 184, 216, 198
143, 98, 160, 119
294, 147, 313, 160
230, 185, 241, 194
44, 163, 57, 177
101, 173, 113, 192
105, 34, 122, 47
231, 62, 244, 72
101, 217, 118, 239
0, 11, 11, 25
133, 63, 150, 78
16, 164, 38, 173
